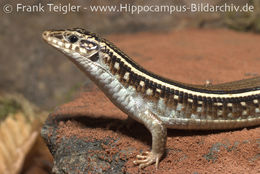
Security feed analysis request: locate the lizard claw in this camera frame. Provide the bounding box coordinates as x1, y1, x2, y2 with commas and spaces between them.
133, 151, 161, 169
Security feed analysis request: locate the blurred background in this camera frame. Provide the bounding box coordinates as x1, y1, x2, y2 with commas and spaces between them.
0, 0, 259, 173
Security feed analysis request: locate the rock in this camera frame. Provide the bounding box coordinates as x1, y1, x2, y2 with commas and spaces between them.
41, 117, 130, 174
41, 89, 133, 174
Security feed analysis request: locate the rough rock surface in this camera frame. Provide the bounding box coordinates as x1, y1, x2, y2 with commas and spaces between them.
42, 29, 260, 174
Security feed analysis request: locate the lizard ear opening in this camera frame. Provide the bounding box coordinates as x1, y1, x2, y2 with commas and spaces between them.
89, 52, 99, 62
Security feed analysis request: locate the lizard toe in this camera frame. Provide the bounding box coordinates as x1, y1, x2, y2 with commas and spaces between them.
133, 151, 161, 169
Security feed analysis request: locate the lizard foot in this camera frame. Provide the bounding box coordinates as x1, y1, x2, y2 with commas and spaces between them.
133, 151, 162, 169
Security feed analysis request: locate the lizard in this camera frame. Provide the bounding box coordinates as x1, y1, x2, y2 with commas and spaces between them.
42, 28, 260, 169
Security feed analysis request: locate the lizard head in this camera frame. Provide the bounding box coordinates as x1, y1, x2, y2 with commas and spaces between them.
42, 28, 105, 64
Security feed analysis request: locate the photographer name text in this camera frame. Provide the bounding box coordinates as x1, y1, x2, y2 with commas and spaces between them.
17, 3, 81, 14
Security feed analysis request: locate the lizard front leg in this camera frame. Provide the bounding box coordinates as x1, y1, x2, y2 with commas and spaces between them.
133, 110, 167, 169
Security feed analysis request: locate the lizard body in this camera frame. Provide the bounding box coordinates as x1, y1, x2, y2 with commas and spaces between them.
42, 28, 260, 169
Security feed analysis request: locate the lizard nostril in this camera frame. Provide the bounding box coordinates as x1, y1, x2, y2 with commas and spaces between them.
42, 31, 49, 39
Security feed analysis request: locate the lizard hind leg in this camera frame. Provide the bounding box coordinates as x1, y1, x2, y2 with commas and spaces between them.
133, 110, 167, 169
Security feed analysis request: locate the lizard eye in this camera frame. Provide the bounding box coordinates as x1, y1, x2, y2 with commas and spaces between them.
68, 35, 78, 43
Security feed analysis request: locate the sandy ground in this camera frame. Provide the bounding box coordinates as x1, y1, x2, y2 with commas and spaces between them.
49, 29, 260, 173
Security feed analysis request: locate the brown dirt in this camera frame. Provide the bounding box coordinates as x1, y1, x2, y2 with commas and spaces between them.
52, 29, 260, 173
